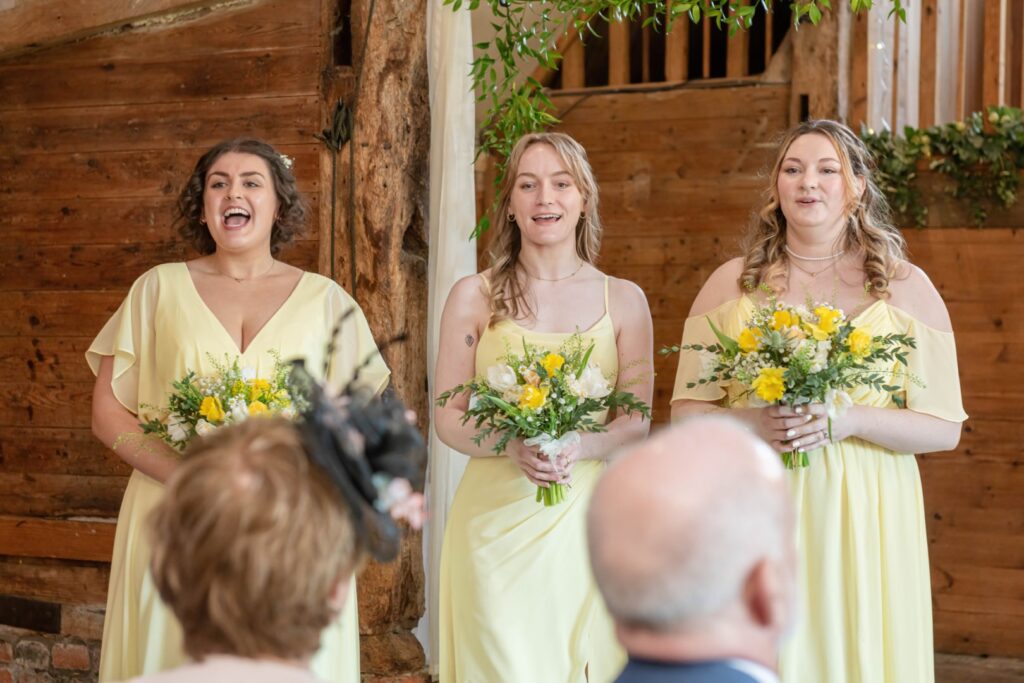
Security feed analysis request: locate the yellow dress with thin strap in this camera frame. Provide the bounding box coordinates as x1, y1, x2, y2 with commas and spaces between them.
86, 263, 390, 683
438, 278, 626, 683
672, 295, 968, 683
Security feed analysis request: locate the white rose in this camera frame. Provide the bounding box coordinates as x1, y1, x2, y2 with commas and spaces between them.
229, 401, 249, 423
825, 388, 853, 420
569, 364, 613, 399
280, 405, 296, 420
240, 366, 257, 382
810, 340, 831, 373
486, 364, 518, 393
166, 414, 189, 443
195, 419, 217, 437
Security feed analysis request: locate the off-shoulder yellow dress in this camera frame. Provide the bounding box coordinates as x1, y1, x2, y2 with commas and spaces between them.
86, 263, 389, 683
672, 295, 967, 683
438, 279, 626, 683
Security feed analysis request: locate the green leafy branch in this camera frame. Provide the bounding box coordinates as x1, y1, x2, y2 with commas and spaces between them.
862, 106, 1024, 226
448, 0, 906, 236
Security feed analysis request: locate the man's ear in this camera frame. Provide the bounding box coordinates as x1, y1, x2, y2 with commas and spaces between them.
327, 574, 352, 613
743, 558, 786, 629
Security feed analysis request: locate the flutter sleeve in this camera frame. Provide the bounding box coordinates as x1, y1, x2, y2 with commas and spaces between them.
671, 301, 733, 404
325, 283, 391, 396
903, 317, 968, 422
84, 267, 160, 415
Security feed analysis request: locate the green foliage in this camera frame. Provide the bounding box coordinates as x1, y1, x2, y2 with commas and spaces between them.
861, 106, 1024, 226
449, 0, 906, 236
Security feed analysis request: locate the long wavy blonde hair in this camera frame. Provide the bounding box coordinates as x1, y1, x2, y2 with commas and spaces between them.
485, 132, 603, 325
740, 119, 906, 298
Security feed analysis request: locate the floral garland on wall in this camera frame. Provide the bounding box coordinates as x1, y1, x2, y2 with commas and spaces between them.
861, 106, 1024, 227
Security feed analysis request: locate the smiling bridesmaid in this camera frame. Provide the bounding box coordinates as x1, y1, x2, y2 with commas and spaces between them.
88, 139, 388, 682
434, 132, 654, 682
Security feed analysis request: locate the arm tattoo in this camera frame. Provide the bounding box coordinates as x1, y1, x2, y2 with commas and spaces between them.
465, 334, 475, 348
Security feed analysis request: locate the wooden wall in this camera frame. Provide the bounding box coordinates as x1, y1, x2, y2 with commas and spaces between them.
554, 85, 1024, 659
0, 1, 426, 680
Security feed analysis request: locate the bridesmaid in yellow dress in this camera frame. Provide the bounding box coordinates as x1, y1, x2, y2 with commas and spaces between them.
434, 132, 654, 682
87, 139, 388, 682
671, 120, 967, 683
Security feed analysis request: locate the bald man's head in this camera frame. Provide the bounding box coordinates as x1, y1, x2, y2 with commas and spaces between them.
587, 416, 791, 633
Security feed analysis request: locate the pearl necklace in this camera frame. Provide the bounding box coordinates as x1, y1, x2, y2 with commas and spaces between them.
784, 244, 845, 262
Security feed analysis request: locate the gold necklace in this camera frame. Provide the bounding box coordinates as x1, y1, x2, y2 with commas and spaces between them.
521, 260, 585, 282
788, 258, 836, 279
215, 259, 276, 283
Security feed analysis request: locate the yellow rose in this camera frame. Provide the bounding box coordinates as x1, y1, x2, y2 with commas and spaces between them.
248, 378, 272, 402
846, 327, 873, 357
199, 396, 225, 423
752, 367, 786, 403
738, 328, 760, 353
248, 400, 269, 416
518, 385, 547, 411
540, 353, 566, 377
804, 322, 829, 341
814, 306, 842, 335
772, 310, 796, 330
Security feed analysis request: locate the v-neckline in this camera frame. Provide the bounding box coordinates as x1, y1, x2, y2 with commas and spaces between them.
739, 294, 886, 325
179, 262, 307, 355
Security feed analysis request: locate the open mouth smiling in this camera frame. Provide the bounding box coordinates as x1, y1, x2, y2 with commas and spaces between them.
223, 207, 251, 228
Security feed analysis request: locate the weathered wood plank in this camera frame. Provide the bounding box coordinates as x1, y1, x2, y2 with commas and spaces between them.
0, 337, 94, 383
0, 291, 130, 337
0, 427, 129, 476
0, 240, 318, 291
0, 49, 319, 110
935, 609, 1024, 657
552, 84, 790, 123
726, 3, 750, 78
0, 473, 127, 517
0, 146, 319, 199
0, 516, 115, 562
569, 119, 784, 156
561, 35, 585, 89
0, 382, 93, 429
0, 558, 110, 605
0, 0, 215, 58
665, 14, 688, 82
0, 96, 321, 154
982, 0, 1006, 107
1, 194, 320, 246
923, 461, 1024, 516
919, 0, 939, 128
608, 18, 631, 86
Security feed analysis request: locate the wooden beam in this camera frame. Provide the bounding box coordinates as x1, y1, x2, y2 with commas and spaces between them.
727, 2, 750, 78
561, 34, 586, 89
0, 516, 115, 563
702, 15, 711, 78
609, 17, 631, 85
530, 27, 585, 88
665, 13, 689, 82
920, 0, 939, 127
982, 0, 1006, 107
0, 0, 222, 59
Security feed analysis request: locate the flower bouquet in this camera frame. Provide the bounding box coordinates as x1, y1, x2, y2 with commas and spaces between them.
140, 352, 306, 450
672, 296, 918, 468
437, 333, 650, 505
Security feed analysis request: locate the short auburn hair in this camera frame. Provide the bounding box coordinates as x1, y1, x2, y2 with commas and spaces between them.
176, 138, 307, 255
149, 418, 362, 660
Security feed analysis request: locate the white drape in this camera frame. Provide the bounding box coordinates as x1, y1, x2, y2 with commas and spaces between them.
419, 0, 477, 673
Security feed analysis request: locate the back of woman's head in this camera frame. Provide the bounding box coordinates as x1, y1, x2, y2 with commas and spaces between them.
740, 119, 905, 297
149, 418, 361, 661
486, 132, 602, 325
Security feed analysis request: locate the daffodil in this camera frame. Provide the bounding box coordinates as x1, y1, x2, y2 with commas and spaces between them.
752, 367, 786, 403
518, 385, 547, 411
199, 396, 225, 423
248, 400, 269, 416
540, 353, 566, 377
846, 327, 872, 357
814, 306, 842, 334
738, 328, 760, 353
772, 310, 796, 330
248, 378, 272, 402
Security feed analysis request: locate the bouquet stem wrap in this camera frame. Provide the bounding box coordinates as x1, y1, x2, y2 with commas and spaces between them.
524, 431, 580, 506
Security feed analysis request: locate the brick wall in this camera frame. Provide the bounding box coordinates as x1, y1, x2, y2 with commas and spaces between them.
0, 626, 99, 682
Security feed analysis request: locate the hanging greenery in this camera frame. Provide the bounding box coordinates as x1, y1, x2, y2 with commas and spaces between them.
862, 106, 1024, 227
448, 0, 907, 235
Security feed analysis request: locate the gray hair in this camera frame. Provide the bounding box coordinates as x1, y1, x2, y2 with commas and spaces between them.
587, 418, 787, 630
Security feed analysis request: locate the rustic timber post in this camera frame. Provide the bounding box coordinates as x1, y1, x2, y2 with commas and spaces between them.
789, 4, 850, 124
318, 0, 430, 679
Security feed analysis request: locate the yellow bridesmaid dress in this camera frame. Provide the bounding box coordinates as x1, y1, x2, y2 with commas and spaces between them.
438, 277, 626, 683
672, 295, 968, 683
86, 263, 389, 683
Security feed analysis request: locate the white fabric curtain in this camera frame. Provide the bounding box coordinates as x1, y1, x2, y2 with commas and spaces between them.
419, 0, 477, 673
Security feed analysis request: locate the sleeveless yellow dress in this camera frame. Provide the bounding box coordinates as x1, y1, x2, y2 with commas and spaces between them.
672, 295, 967, 683
86, 263, 389, 683
438, 278, 626, 683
